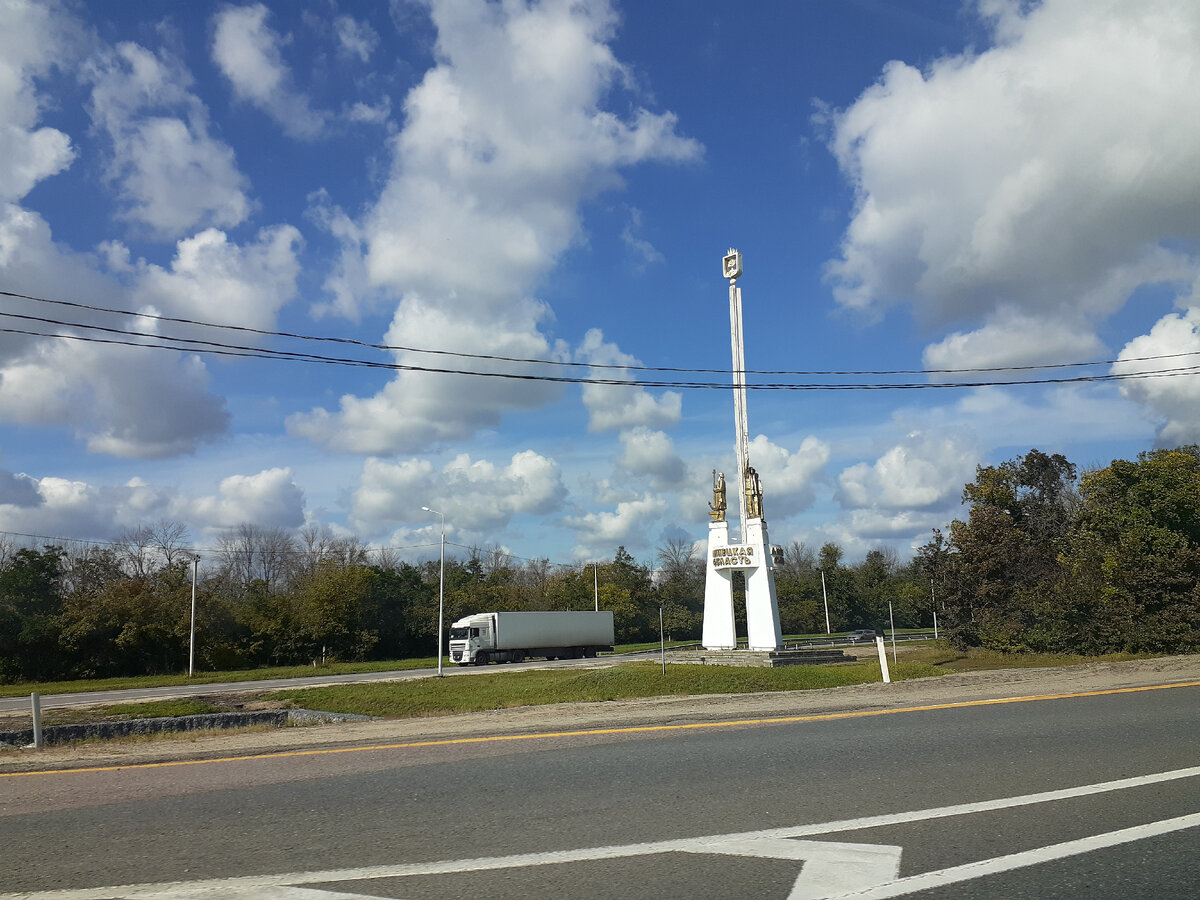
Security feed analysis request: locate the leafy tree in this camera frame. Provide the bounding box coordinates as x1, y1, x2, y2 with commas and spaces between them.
602, 582, 641, 643
815, 542, 853, 631
601, 547, 655, 642
773, 542, 823, 635
291, 560, 379, 662
1059, 447, 1200, 653
941, 449, 1078, 650
0, 547, 66, 681
362, 562, 427, 658
654, 538, 703, 640
847, 548, 896, 632
544, 565, 600, 611
914, 527, 951, 626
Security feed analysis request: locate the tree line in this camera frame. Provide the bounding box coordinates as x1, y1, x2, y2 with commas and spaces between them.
0, 521, 936, 683
9, 444, 1190, 683
921, 446, 1200, 655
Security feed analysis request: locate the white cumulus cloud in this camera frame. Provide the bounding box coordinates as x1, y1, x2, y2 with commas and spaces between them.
1114, 282, 1200, 444
825, 0, 1200, 367
564, 493, 669, 559
837, 431, 978, 511
212, 3, 325, 139
290, 296, 568, 453
351, 450, 567, 536
302, 0, 699, 453
334, 15, 378, 62
0, 334, 230, 459
0, 0, 77, 203
619, 427, 686, 487
190, 467, 306, 529
746, 434, 831, 517
85, 41, 253, 237
131, 225, 303, 331
578, 329, 682, 433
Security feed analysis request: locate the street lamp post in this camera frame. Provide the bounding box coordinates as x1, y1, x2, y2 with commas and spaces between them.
188, 554, 200, 676
422, 506, 446, 677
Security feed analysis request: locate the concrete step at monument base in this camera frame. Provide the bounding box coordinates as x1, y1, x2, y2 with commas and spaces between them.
669, 648, 855, 667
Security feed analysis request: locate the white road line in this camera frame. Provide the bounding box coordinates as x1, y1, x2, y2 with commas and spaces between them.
4, 765, 1198, 900
824, 812, 1200, 899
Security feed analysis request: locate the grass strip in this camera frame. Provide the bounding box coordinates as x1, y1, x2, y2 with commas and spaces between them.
270, 659, 946, 720
0, 642, 697, 696
918, 647, 1147, 671
0, 657, 441, 698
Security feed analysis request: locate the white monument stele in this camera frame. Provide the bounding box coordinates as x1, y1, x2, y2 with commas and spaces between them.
702, 249, 784, 651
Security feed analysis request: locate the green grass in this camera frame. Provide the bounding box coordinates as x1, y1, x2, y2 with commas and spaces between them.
0, 646, 679, 697
269, 659, 945, 719
906, 645, 1150, 672
0, 632, 939, 697
0, 656, 443, 698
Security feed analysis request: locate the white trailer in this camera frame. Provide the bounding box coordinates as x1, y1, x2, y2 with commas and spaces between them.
448, 611, 615, 666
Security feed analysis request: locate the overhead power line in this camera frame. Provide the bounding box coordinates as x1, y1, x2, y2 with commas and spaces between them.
3, 287, 1199, 390
9, 287, 1200, 376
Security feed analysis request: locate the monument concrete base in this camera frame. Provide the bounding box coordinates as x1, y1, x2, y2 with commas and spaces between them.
670, 648, 856, 668
702, 516, 783, 651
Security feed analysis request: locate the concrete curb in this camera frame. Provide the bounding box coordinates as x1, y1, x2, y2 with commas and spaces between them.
0, 709, 372, 748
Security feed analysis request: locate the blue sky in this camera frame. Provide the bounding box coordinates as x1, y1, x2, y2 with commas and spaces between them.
1, 0, 1198, 568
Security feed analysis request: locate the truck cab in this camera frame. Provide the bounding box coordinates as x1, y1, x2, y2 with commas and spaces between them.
448, 613, 493, 665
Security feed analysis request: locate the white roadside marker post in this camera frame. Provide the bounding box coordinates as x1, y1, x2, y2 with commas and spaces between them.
31, 691, 42, 748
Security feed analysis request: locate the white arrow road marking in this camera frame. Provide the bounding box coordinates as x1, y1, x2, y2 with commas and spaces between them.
5, 766, 1197, 900
820, 811, 1200, 900
683, 837, 902, 899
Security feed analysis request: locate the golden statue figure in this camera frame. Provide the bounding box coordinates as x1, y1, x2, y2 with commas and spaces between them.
745, 466, 764, 519
708, 469, 727, 522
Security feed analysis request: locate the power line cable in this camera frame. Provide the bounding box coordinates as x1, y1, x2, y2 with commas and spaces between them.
6, 324, 1200, 390
6, 287, 1200, 378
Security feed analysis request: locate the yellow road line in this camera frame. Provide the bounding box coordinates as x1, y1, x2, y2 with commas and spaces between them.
4, 679, 1198, 779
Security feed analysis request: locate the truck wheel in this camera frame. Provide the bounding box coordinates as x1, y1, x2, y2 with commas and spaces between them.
475, 652, 489, 666
584, 647, 597, 658
512, 650, 525, 663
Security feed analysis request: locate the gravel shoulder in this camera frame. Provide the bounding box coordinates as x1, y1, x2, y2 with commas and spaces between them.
2, 654, 1197, 774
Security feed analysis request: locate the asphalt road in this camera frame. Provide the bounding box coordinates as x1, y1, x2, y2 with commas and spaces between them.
1, 680, 1196, 898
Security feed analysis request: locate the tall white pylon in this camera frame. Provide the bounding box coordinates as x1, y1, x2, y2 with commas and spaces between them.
702, 249, 783, 651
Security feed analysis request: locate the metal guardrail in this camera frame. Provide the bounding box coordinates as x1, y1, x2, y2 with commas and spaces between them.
789, 631, 938, 650
640, 632, 940, 655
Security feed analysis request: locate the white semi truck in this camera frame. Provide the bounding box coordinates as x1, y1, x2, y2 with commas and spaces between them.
448, 610, 615, 665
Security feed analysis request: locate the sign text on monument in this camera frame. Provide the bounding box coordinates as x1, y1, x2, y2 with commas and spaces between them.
710, 545, 758, 569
